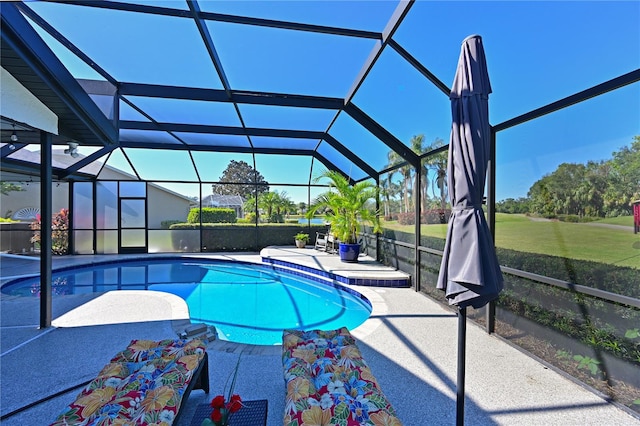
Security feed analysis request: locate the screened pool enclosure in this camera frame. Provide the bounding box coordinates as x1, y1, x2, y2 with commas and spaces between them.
1, 0, 639, 413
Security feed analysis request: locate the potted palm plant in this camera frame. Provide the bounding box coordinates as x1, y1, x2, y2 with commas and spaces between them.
294, 232, 309, 248
306, 170, 381, 262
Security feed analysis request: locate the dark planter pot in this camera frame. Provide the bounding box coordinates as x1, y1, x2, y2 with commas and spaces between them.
339, 243, 360, 262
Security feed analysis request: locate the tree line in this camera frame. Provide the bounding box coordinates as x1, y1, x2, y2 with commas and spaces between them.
497, 136, 640, 218
210, 159, 304, 222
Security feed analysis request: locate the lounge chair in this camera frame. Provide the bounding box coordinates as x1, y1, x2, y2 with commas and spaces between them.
50, 338, 209, 426
282, 327, 401, 425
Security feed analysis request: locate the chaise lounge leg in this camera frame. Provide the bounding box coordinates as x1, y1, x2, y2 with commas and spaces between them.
195, 352, 210, 394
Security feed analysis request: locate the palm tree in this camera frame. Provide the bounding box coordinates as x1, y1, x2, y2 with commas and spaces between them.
283, 198, 296, 216
297, 202, 307, 215
258, 190, 294, 222
379, 177, 391, 219
387, 149, 412, 213
258, 191, 279, 221
381, 158, 399, 220
274, 191, 295, 219
306, 170, 380, 244
273, 190, 290, 216
410, 134, 429, 215
422, 137, 448, 213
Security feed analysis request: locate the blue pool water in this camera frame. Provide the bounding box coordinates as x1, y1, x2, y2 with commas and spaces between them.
1, 258, 372, 345
297, 218, 326, 224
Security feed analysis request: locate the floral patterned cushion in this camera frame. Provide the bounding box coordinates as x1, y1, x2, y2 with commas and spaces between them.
110, 338, 204, 363
50, 339, 206, 426
282, 327, 402, 426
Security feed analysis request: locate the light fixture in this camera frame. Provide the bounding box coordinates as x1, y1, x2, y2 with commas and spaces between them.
10, 125, 18, 142
64, 142, 79, 158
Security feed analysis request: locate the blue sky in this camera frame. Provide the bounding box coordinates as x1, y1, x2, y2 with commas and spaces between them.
21, 0, 640, 203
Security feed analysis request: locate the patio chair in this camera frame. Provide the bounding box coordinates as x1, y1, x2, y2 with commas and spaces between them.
327, 233, 338, 253
314, 231, 329, 251
314, 231, 338, 253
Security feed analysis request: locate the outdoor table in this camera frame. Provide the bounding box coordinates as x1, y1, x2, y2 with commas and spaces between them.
189, 399, 268, 426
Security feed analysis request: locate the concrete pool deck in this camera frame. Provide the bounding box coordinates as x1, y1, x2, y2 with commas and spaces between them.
1, 250, 638, 425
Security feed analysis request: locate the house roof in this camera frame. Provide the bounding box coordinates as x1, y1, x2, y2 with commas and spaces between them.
202, 194, 244, 207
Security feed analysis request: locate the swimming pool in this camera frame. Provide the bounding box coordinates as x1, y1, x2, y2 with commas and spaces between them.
1, 258, 372, 345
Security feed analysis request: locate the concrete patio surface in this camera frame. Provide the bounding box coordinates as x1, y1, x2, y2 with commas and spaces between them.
1, 250, 638, 425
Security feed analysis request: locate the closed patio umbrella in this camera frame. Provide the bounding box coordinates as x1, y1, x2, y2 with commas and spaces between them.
436, 34, 503, 425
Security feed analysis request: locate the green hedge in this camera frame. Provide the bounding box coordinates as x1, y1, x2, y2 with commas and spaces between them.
169, 223, 327, 251
382, 227, 638, 298
161, 220, 182, 229
556, 214, 598, 223
187, 207, 237, 224
378, 227, 640, 377
495, 247, 639, 299
392, 245, 640, 404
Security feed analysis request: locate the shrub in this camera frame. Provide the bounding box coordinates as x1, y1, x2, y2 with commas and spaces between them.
397, 212, 415, 225
169, 223, 326, 251
187, 207, 237, 224
30, 208, 69, 255
557, 214, 581, 223
268, 213, 284, 223
423, 209, 450, 224
397, 209, 450, 225
495, 246, 639, 299
556, 215, 598, 223
161, 219, 182, 229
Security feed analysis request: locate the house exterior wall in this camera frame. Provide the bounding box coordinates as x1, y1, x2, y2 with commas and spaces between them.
1, 182, 69, 220
147, 185, 191, 228
2, 181, 191, 254
97, 167, 135, 180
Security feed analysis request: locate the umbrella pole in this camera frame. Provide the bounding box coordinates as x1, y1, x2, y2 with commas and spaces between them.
457, 306, 467, 426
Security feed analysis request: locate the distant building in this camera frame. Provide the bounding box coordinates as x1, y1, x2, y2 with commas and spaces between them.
201, 194, 244, 219
1, 148, 193, 229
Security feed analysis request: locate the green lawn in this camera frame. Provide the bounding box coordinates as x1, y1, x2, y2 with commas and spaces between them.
595, 215, 634, 226
382, 213, 639, 269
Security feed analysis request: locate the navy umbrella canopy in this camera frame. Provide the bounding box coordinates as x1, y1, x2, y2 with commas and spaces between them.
437, 34, 503, 309
436, 34, 503, 426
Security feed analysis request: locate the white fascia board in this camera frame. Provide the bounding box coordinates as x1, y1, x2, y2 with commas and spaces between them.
1, 66, 58, 134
